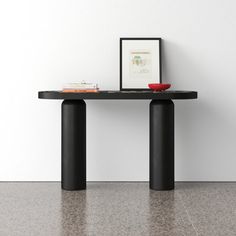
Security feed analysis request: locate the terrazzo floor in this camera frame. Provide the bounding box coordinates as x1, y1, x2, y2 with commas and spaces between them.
0, 182, 236, 236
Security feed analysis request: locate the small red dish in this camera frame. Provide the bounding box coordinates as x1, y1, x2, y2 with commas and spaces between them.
148, 83, 171, 91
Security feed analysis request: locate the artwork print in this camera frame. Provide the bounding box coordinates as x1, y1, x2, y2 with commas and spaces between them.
120, 38, 161, 90
129, 50, 152, 79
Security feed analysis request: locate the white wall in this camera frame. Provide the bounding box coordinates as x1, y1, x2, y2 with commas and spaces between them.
0, 0, 236, 181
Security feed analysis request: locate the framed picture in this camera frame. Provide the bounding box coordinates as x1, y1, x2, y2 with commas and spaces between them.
120, 38, 162, 90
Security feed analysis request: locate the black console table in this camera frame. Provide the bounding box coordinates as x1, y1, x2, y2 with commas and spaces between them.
38, 90, 197, 191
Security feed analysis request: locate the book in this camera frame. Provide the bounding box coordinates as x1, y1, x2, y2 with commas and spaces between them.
62, 82, 99, 93
62, 89, 99, 93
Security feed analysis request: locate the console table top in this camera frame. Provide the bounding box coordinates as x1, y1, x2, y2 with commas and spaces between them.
38, 90, 197, 100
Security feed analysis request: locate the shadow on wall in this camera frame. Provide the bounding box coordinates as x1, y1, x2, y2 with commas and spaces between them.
161, 40, 236, 180
176, 99, 236, 180
161, 39, 205, 88
86, 100, 149, 180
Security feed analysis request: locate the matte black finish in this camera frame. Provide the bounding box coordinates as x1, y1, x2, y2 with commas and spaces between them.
62, 100, 86, 190
150, 100, 174, 190
38, 90, 197, 100
39, 90, 197, 191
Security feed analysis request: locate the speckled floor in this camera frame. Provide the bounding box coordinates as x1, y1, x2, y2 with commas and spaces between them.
0, 183, 236, 236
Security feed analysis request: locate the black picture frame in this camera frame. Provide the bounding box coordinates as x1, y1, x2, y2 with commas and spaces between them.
120, 38, 162, 91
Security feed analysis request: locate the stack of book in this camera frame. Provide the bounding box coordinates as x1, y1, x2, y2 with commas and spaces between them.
62, 82, 99, 93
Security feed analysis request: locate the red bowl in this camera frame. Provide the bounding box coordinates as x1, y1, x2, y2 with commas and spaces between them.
148, 83, 171, 91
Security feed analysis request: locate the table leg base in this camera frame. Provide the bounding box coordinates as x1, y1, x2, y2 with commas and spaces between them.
61, 99, 174, 191
61, 100, 86, 191
150, 100, 174, 191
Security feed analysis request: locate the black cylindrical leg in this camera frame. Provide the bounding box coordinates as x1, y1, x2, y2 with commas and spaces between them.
62, 100, 86, 190
150, 100, 174, 190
